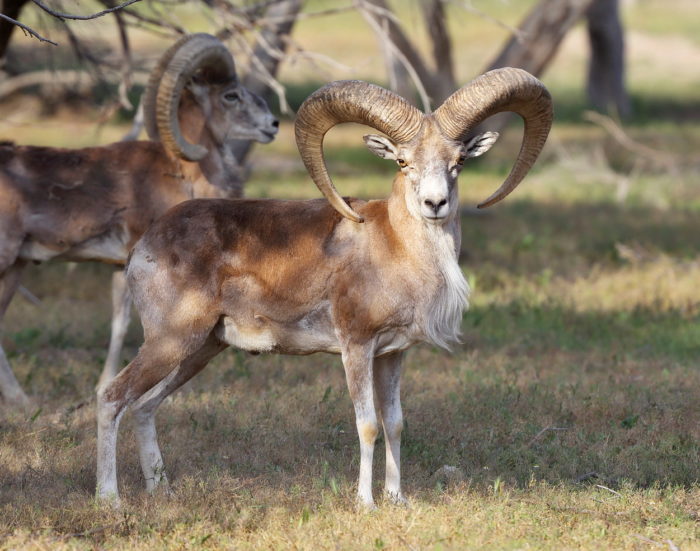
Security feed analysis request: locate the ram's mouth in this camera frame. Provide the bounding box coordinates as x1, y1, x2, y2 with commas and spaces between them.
260, 130, 278, 143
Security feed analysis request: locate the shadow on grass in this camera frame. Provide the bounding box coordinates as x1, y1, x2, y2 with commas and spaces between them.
463, 302, 700, 363
461, 199, 700, 277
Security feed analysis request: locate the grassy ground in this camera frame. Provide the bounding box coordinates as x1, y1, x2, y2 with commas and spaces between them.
2, 1, 700, 549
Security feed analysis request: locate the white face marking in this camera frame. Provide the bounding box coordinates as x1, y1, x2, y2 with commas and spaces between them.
416, 159, 455, 222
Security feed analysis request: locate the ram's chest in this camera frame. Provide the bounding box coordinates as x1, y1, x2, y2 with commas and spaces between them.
414, 230, 470, 350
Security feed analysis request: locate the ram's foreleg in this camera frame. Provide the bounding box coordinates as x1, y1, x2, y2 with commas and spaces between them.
342, 343, 379, 509
374, 352, 406, 505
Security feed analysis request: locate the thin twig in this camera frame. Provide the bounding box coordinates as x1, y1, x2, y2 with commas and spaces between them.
527, 426, 568, 447
112, 6, 133, 110
450, 0, 526, 43
583, 110, 681, 167
286, 44, 354, 74
121, 98, 144, 141
120, 7, 185, 35
231, 33, 290, 114
18, 286, 42, 306
31, 0, 143, 22
595, 484, 622, 498
354, 0, 431, 111
0, 13, 57, 45
632, 534, 665, 547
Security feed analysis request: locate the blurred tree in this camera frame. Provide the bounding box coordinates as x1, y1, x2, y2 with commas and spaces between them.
486, 0, 595, 76
357, 0, 630, 120
0, 0, 301, 115
586, 0, 630, 117
0, 0, 29, 65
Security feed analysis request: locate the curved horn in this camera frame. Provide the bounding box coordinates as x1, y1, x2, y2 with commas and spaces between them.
142, 34, 199, 142
155, 33, 237, 161
295, 80, 424, 223
434, 67, 553, 208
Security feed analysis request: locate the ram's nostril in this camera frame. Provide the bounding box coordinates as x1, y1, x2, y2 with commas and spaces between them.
272, 120, 280, 128
437, 199, 447, 208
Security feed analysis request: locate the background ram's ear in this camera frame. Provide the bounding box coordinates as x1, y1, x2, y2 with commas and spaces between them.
185, 80, 213, 114
363, 134, 398, 160
464, 131, 500, 159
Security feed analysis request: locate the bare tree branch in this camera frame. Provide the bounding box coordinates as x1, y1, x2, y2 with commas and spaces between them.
228, 0, 302, 161
358, 0, 433, 88
30, 0, 143, 22
359, 2, 432, 111
486, 0, 596, 75
0, 0, 31, 60
121, 97, 144, 141
354, 0, 433, 109
0, 12, 56, 45
449, 0, 526, 43
0, 68, 148, 100
112, 7, 134, 110
583, 110, 685, 168
119, 7, 185, 36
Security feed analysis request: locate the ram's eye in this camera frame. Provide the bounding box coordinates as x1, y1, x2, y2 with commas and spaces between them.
397, 158, 408, 168
457, 155, 466, 165
224, 92, 240, 103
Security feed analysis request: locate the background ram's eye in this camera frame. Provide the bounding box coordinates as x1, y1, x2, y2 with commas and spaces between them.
224, 92, 240, 103
397, 158, 407, 168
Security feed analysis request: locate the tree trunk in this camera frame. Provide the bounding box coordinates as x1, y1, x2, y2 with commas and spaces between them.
0, 0, 30, 71
486, 0, 595, 76
586, 0, 630, 117
421, 0, 456, 105
479, 0, 595, 133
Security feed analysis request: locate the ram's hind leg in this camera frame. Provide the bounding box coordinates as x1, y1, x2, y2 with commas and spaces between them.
96, 325, 220, 503
131, 332, 227, 493
0, 261, 29, 410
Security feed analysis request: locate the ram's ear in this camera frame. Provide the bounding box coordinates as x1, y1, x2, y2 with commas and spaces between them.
185, 80, 213, 116
464, 131, 499, 159
363, 134, 398, 160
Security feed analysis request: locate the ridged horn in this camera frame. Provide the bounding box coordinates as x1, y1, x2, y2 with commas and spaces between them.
155, 33, 237, 161
142, 33, 198, 142
434, 67, 553, 208
295, 80, 424, 223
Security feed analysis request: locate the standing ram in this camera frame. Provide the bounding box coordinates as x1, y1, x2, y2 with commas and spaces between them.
96, 68, 552, 508
0, 33, 278, 409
